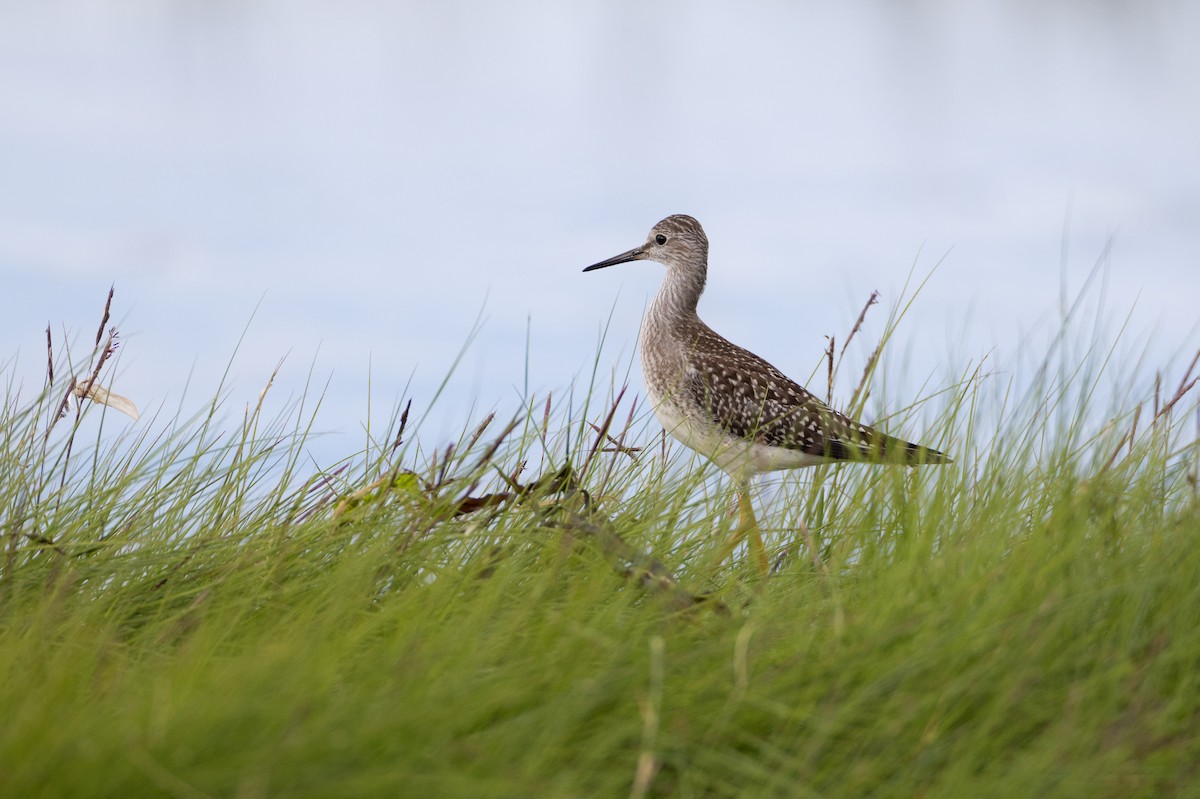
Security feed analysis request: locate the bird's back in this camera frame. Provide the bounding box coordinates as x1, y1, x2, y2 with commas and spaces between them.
652, 318, 949, 471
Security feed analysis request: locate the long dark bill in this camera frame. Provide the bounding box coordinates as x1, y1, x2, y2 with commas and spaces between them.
582, 247, 644, 273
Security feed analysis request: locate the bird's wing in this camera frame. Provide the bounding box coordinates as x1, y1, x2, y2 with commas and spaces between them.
681, 330, 947, 465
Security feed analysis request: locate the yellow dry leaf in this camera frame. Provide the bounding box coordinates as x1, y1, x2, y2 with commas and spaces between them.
73, 381, 140, 421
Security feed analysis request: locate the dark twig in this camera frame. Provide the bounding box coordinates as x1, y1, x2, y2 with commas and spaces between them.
852, 341, 882, 409
52, 292, 123, 486
1102, 360, 1200, 472
836, 294, 882, 411
595, 394, 642, 497
435, 443, 454, 489
24, 531, 68, 557
1153, 372, 1161, 423
93, 286, 113, 348
1153, 348, 1200, 426
580, 385, 628, 477
291, 463, 351, 524
45, 325, 54, 386
457, 415, 522, 499
469, 415, 521, 474
824, 335, 835, 405
840, 290, 879, 359
587, 421, 643, 458
1103, 419, 1135, 473
1155, 376, 1199, 424
464, 412, 496, 454
390, 399, 411, 454
617, 393, 640, 453
1174, 349, 1200, 403
1128, 403, 1141, 458
75, 327, 120, 419
541, 391, 553, 439
49, 377, 76, 432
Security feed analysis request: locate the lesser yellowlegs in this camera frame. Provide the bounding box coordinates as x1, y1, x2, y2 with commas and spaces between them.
583, 214, 949, 574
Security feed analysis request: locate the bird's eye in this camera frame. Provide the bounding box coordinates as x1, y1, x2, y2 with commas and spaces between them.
655, 234, 667, 245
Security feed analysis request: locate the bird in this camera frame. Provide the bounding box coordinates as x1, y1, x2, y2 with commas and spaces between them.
582, 214, 949, 576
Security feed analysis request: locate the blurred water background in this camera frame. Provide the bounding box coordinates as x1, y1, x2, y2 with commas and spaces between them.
2, 1, 1197, 464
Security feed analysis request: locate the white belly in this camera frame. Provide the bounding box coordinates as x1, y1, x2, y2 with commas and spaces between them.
647, 385, 829, 481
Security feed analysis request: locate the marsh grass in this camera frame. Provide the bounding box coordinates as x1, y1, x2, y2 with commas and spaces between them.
1, 282, 1198, 798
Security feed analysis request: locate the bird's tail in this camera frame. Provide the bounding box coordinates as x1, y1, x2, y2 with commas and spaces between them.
876, 432, 952, 466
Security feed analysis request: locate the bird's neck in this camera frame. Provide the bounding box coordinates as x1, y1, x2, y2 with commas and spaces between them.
647, 265, 706, 333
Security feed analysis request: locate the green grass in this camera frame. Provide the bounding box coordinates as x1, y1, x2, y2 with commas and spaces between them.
2, 292, 1198, 798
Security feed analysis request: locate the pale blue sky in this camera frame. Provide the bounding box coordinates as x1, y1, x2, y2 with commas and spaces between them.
3, 1, 1198, 463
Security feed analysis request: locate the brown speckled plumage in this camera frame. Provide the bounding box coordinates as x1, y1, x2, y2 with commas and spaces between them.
584, 214, 948, 483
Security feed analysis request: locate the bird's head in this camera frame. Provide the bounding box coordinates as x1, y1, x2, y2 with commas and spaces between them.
582, 214, 709, 275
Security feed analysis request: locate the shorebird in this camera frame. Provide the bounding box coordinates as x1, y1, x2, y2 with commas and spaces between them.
583, 214, 949, 576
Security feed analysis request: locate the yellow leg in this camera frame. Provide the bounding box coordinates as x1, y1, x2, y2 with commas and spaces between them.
715, 484, 771, 578
738, 488, 771, 578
